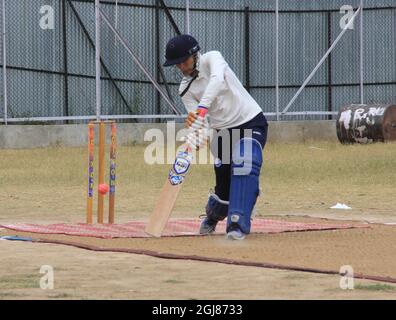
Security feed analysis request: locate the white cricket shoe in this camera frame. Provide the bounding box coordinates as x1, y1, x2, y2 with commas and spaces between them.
226, 229, 246, 240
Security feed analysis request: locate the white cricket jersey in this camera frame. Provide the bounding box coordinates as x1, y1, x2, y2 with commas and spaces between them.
178, 51, 263, 130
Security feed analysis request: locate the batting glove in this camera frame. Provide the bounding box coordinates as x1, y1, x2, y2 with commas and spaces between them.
185, 106, 208, 130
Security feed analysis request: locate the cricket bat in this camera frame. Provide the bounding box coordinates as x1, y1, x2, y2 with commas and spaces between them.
145, 109, 207, 237
145, 144, 193, 237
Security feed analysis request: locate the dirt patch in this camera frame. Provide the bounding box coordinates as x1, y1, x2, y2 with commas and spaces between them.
1, 240, 396, 300
1, 217, 395, 282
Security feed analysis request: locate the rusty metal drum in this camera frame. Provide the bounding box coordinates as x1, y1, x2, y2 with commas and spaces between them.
336, 104, 396, 144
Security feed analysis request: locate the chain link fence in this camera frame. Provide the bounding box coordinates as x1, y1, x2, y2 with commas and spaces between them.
0, 0, 395, 123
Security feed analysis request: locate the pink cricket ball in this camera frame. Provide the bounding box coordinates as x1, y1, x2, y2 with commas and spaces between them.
98, 183, 109, 195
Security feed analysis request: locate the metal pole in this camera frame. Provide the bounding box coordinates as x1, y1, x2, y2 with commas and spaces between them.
2, 0, 7, 125
185, 0, 190, 34
155, 0, 161, 121
360, 0, 364, 104
114, 0, 118, 45
62, 0, 69, 122
327, 11, 333, 120
0, 112, 339, 123
275, 0, 279, 121
95, 0, 101, 121
282, 6, 361, 115
244, 7, 250, 93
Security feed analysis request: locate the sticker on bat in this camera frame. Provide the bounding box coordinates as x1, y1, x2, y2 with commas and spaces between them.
173, 156, 191, 175
168, 170, 185, 185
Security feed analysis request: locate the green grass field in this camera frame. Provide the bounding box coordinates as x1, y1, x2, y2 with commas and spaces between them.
0, 141, 395, 224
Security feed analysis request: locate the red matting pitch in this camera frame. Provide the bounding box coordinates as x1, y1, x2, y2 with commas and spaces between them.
0, 218, 366, 239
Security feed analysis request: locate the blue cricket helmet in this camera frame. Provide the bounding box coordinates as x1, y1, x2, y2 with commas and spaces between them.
163, 34, 200, 67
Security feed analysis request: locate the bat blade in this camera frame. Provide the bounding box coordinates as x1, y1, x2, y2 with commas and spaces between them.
145, 178, 183, 237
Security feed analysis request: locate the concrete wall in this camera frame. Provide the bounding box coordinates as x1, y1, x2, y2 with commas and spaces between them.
0, 121, 337, 149
267, 121, 338, 143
